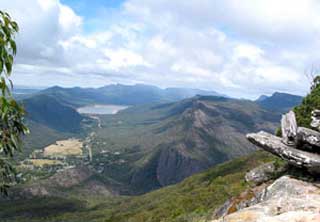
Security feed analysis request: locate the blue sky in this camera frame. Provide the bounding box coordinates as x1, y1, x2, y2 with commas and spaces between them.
61, 0, 124, 15
61, 0, 125, 32
1, 0, 319, 99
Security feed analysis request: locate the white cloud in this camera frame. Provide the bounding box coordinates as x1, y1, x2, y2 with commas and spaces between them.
2, 0, 319, 98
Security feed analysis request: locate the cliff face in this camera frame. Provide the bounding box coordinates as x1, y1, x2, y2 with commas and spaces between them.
127, 97, 278, 193
212, 176, 320, 222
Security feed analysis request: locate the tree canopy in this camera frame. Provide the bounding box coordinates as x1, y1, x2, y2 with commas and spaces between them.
294, 75, 320, 128
0, 11, 28, 195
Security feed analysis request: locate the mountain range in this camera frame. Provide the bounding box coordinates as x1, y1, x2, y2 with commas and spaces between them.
0, 84, 306, 222
15, 84, 303, 195
36, 84, 226, 107
90, 95, 280, 194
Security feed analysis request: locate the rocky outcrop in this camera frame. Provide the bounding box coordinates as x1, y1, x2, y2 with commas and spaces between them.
245, 162, 287, 186
213, 162, 287, 219
212, 110, 320, 222
281, 111, 297, 146
297, 127, 320, 150
247, 131, 320, 174
212, 176, 320, 222
247, 110, 320, 174
311, 109, 320, 130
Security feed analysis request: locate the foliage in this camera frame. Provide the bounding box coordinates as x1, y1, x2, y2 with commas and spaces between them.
0, 11, 28, 194
294, 75, 320, 127
275, 127, 282, 137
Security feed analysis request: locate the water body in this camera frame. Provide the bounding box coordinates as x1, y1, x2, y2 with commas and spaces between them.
77, 104, 128, 115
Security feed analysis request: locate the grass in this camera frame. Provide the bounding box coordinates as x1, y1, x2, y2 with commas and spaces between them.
43, 139, 83, 158
24, 159, 63, 167
0, 151, 282, 222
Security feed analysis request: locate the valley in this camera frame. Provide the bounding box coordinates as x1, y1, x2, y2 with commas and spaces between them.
1, 3, 317, 222
1, 84, 304, 221
0, 151, 283, 222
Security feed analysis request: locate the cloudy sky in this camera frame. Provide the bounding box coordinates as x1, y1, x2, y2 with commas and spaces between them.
1, 0, 320, 98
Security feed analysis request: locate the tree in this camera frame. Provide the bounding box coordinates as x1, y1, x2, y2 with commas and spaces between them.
304, 65, 320, 90
0, 11, 29, 195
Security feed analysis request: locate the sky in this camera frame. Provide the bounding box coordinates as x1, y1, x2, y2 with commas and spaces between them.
1, 0, 320, 98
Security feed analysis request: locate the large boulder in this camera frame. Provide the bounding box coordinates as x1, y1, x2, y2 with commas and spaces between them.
247, 131, 320, 174
211, 176, 320, 222
281, 111, 297, 146
297, 127, 320, 151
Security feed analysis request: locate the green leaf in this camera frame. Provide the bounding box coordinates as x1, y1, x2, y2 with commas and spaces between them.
0, 10, 25, 195
9, 40, 16, 55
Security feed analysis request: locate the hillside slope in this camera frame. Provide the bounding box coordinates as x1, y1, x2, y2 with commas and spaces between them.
257, 92, 303, 113
22, 94, 84, 133
20, 94, 86, 159
89, 96, 279, 194
0, 151, 280, 222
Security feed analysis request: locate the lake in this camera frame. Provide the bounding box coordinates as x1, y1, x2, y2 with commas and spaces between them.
77, 104, 129, 115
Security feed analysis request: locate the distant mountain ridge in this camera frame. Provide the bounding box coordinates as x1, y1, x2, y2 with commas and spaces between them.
37, 84, 226, 107
18, 84, 224, 159
256, 92, 303, 113
256, 95, 268, 102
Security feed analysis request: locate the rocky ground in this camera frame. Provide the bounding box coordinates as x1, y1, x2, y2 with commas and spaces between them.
211, 175, 320, 222
211, 110, 320, 222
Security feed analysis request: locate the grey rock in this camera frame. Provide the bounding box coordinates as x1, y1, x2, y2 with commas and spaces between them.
312, 109, 320, 117
311, 109, 320, 130
281, 111, 297, 146
247, 131, 320, 174
212, 183, 268, 219
212, 176, 320, 222
245, 162, 286, 186
297, 127, 320, 150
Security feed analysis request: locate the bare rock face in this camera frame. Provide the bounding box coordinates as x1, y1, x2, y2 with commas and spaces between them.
311, 109, 320, 130
156, 147, 206, 186
213, 182, 269, 219
245, 162, 287, 186
211, 176, 320, 222
247, 110, 320, 174
297, 127, 320, 150
281, 111, 298, 146
232, 111, 320, 221
247, 131, 320, 174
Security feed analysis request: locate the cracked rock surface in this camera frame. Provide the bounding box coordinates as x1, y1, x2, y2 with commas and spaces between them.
247, 131, 320, 174
211, 176, 320, 222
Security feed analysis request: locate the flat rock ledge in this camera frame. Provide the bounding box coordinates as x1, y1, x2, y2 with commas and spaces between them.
246, 131, 320, 174
211, 176, 320, 222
